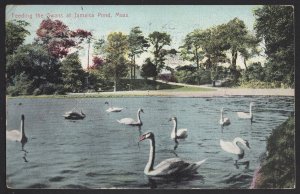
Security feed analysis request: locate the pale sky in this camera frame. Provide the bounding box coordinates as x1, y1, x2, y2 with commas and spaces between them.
6, 5, 264, 69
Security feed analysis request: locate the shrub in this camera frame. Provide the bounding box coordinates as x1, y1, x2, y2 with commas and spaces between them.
7, 73, 34, 96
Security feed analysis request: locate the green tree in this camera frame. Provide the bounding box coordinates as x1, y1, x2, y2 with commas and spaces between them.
7, 72, 33, 96
60, 52, 86, 92
180, 29, 206, 84
5, 20, 30, 55
6, 43, 62, 91
241, 62, 266, 82
128, 27, 149, 79
104, 32, 129, 91
201, 28, 230, 81
148, 31, 171, 74
140, 58, 158, 79
218, 18, 259, 81
254, 5, 294, 86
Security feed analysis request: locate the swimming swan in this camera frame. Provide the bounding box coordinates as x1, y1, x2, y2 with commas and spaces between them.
117, 108, 143, 126
139, 131, 207, 176
6, 115, 28, 146
105, 101, 123, 112
220, 137, 250, 163
237, 102, 255, 123
169, 117, 188, 139
219, 108, 231, 126
63, 110, 86, 120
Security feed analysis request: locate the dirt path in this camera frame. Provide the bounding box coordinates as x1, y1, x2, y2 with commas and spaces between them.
68, 87, 294, 97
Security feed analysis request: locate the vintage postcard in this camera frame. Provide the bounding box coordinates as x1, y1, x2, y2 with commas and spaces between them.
5, 4, 295, 189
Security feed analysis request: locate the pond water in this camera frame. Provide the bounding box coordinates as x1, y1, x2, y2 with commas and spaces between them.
6, 96, 294, 189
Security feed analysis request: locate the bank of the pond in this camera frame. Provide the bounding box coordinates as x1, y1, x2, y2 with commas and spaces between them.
6, 87, 294, 98
250, 115, 295, 189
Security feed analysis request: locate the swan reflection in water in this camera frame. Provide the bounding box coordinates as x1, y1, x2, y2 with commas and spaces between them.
234, 160, 250, 169
22, 150, 29, 162
147, 174, 205, 189
173, 138, 179, 151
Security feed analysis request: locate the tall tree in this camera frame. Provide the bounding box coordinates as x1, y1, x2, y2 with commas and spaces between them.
128, 27, 149, 79
254, 5, 294, 86
36, 18, 92, 59
104, 32, 129, 91
5, 20, 30, 55
201, 28, 230, 81
148, 31, 171, 74
218, 18, 259, 81
60, 52, 86, 92
180, 29, 206, 84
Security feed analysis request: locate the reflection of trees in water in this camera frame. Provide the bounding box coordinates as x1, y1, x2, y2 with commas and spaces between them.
147, 174, 205, 189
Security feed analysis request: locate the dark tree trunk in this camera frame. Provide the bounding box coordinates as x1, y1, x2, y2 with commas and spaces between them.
130, 65, 133, 79
231, 50, 239, 81
133, 55, 136, 79
195, 47, 200, 85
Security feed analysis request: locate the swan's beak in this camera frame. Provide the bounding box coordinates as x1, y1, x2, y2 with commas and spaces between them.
168, 118, 172, 122
245, 141, 251, 149
139, 134, 146, 142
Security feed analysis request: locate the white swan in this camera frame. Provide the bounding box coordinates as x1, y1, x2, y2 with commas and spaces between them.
237, 102, 255, 122
105, 101, 123, 112
6, 115, 28, 145
219, 108, 231, 126
220, 137, 250, 162
63, 109, 85, 120
169, 117, 188, 139
117, 108, 143, 126
139, 131, 207, 176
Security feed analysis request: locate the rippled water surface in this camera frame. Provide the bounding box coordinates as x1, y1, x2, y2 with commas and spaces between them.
6, 96, 294, 189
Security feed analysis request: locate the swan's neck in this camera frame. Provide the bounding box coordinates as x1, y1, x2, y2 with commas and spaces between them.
233, 139, 244, 153
137, 110, 141, 124
144, 137, 155, 174
250, 105, 253, 117
21, 118, 25, 138
172, 120, 177, 137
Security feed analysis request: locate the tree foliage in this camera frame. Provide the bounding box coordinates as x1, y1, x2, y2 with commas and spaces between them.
60, 52, 86, 92
217, 18, 259, 81
128, 27, 149, 79
254, 5, 294, 86
103, 32, 129, 90
36, 18, 92, 58
148, 31, 171, 73
6, 43, 63, 95
140, 58, 157, 79
90, 56, 104, 70
5, 20, 30, 55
